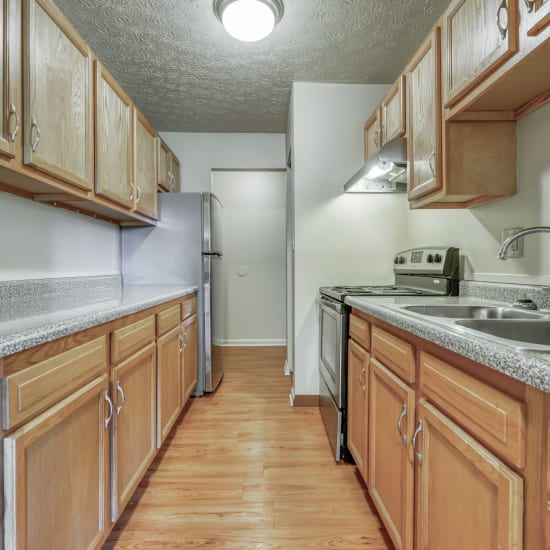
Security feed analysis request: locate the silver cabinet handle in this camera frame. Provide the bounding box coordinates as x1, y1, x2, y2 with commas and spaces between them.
358, 364, 366, 394
373, 127, 380, 148
129, 183, 136, 201
397, 404, 408, 446
136, 185, 142, 204
411, 419, 424, 464
116, 381, 125, 416
428, 149, 436, 177
30, 117, 40, 152
496, 0, 509, 39
104, 391, 114, 428
8, 103, 20, 142
179, 333, 184, 353
523, 0, 534, 12
183, 331, 189, 348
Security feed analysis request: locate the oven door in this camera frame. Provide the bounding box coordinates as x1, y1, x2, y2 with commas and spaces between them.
318, 295, 347, 409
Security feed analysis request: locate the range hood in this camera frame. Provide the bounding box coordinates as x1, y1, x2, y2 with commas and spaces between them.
343, 137, 408, 193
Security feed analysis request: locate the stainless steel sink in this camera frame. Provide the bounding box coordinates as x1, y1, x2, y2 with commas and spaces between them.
455, 319, 550, 346
402, 305, 545, 319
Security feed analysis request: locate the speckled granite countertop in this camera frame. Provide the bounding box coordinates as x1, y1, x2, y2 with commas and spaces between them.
0, 275, 197, 358
345, 295, 550, 393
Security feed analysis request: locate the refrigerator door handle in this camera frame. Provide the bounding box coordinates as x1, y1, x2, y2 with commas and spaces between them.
202, 251, 223, 258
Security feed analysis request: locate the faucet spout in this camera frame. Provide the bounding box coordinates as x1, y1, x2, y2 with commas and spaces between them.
498, 226, 550, 260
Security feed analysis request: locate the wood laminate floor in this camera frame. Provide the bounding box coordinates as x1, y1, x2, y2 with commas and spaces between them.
104, 346, 392, 549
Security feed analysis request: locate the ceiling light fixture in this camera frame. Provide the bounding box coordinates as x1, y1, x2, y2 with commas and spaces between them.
214, 0, 284, 42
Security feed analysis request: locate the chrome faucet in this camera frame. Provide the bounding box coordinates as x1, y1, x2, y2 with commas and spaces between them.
497, 226, 550, 259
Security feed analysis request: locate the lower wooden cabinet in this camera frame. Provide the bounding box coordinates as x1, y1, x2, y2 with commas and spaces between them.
182, 313, 198, 405
415, 400, 524, 550
111, 342, 157, 520
3, 375, 110, 549
368, 358, 415, 550
347, 338, 369, 480
156, 325, 183, 446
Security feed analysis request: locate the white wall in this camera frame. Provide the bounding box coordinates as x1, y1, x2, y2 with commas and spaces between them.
0, 192, 120, 280
212, 171, 287, 346
160, 133, 286, 192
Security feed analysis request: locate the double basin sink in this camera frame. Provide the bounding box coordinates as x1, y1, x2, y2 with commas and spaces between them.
401, 305, 550, 350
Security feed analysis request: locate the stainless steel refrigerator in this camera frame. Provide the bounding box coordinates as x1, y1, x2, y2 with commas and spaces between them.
121, 192, 224, 395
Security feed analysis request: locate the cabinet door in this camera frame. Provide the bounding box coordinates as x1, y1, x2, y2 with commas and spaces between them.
347, 339, 369, 481
524, 0, 550, 35
0, 0, 20, 159
443, 0, 519, 107
157, 325, 182, 446
95, 61, 133, 208
157, 137, 172, 192
172, 154, 181, 193
415, 400, 523, 550
364, 109, 381, 161
3, 375, 110, 549
24, 0, 93, 190
382, 75, 406, 145
369, 358, 415, 550
133, 109, 158, 219
182, 313, 198, 405
111, 343, 157, 520
407, 29, 442, 201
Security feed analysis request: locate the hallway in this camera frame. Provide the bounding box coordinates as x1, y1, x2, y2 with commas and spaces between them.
104, 347, 391, 549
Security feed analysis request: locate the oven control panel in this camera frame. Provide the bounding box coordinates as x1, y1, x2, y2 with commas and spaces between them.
393, 247, 459, 277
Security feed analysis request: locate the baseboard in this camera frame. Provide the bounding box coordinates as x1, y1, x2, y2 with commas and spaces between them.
215, 339, 287, 347
293, 394, 320, 407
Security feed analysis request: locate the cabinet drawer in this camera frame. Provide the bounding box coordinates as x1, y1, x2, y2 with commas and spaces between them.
1, 336, 107, 430
181, 296, 197, 320
349, 314, 370, 350
157, 305, 181, 336
111, 316, 155, 364
419, 352, 525, 468
371, 326, 415, 384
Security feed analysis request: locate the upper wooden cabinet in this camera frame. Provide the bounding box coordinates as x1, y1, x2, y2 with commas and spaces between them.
23, 0, 93, 190
172, 154, 181, 193
133, 109, 158, 219
382, 75, 406, 144
407, 29, 442, 201
157, 137, 180, 193
524, 0, 550, 35
95, 61, 133, 208
364, 110, 381, 161
442, 0, 519, 108
0, 0, 19, 160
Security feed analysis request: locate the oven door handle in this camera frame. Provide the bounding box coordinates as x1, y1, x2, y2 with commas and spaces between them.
318, 295, 345, 314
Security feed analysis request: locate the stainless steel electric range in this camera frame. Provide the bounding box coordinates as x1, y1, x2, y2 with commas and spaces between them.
317, 246, 460, 461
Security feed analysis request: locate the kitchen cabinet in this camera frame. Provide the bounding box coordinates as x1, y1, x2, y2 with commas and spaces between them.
23, 0, 93, 190
3, 375, 111, 549
381, 74, 406, 144
347, 338, 369, 480
407, 29, 442, 201
133, 108, 158, 219
364, 109, 381, 161
442, 0, 519, 108
172, 154, 181, 193
156, 324, 183, 446
95, 61, 133, 208
524, 0, 550, 35
0, 0, 19, 160
157, 137, 172, 192
414, 400, 523, 550
181, 312, 198, 405
111, 342, 157, 520
368, 357, 415, 550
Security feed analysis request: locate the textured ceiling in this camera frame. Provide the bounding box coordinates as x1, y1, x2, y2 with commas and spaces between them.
53, 0, 451, 133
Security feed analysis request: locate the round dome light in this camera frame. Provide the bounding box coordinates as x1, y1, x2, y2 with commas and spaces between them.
214, 0, 284, 42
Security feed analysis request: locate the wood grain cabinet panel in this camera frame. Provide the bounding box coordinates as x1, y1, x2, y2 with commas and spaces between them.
1, 335, 107, 430
111, 315, 155, 364
524, 0, 550, 35
364, 109, 381, 161
419, 351, 525, 468
156, 325, 182, 446
415, 400, 523, 550
407, 29, 442, 201
3, 375, 110, 549
371, 326, 415, 384
133, 108, 158, 219
94, 61, 133, 208
157, 305, 181, 337
181, 295, 197, 320
0, 0, 19, 160
181, 313, 198, 404
157, 137, 172, 192
172, 154, 181, 193
111, 343, 157, 520
23, 0, 93, 190
368, 358, 415, 550
443, 0, 519, 107
349, 314, 370, 350
347, 339, 369, 481
382, 75, 406, 144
